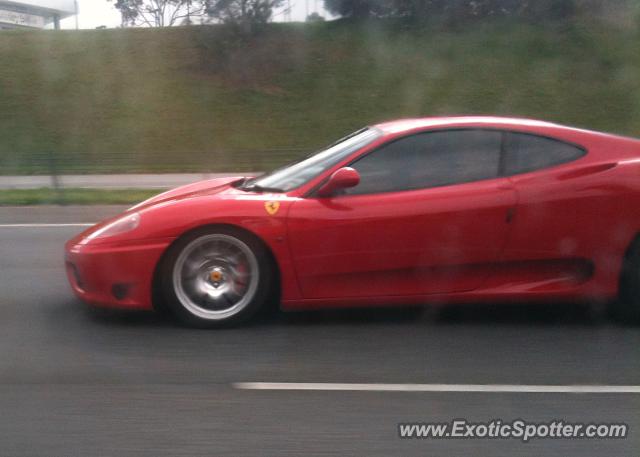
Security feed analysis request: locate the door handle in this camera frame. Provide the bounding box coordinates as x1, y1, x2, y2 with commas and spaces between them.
506, 208, 516, 223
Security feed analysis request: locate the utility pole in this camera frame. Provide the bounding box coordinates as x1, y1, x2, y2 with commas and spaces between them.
74, 0, 79, 29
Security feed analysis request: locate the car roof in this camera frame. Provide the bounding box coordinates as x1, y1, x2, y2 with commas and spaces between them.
373, 116, 590, 136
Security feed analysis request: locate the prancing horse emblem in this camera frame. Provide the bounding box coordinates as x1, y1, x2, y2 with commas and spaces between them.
265, 201, 280, 215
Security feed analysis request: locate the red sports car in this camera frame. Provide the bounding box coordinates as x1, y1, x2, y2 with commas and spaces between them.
65, 117, 640, 327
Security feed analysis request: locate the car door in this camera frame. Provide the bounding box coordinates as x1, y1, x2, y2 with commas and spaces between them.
498, 131, 601, 285
286, 129, 518, 299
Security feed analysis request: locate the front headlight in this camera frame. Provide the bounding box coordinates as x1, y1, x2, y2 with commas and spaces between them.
86, 213, 140, 241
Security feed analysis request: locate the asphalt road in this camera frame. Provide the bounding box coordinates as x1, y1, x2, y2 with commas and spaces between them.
1, 206, 639, 456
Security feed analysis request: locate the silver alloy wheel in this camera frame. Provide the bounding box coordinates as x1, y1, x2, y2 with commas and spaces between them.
172, 234, 259, 320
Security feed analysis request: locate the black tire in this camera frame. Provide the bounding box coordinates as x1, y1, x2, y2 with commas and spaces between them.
158, 226, 274, 328
612, 239, 640, 324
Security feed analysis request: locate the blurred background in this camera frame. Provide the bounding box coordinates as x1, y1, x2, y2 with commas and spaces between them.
2, 0, 640, 202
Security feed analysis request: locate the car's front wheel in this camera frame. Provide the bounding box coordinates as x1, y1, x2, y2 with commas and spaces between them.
159, 227, 273, 328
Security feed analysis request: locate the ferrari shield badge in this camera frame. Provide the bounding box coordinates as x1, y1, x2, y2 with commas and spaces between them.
265, 201, 280, 215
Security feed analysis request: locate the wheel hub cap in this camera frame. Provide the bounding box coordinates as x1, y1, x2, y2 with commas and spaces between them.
172, 234, 260, 320
209, 267, 224, 285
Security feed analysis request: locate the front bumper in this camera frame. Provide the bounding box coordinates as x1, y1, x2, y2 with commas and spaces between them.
65, 237, 174, 310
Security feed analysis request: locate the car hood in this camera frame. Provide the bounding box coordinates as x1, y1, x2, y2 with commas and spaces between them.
67, 175, 276, 248
129, 176, 249, 211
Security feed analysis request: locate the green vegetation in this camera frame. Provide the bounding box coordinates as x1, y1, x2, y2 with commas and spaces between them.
1, 17, 640, 174
0, 188, 161, 205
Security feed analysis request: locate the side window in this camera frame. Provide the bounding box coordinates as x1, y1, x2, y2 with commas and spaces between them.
344, 129, 501, 195
504, 132, 585, 175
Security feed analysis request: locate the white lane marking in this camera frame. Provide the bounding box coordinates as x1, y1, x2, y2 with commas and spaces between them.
233, 382, 640, 394
0, 223, 94, 228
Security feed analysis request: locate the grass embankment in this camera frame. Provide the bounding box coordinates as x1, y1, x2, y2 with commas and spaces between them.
1, 18, 640, 175
0, 188, 160, 205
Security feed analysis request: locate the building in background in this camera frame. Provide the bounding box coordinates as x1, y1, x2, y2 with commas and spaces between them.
0, 0, 76, 29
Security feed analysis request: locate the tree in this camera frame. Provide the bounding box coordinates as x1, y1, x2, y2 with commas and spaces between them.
324, 0, 580, 21
307, 12, 326, 22
205, 0, 285, 29
323, 0, 385, 18
110, 0, 207, 27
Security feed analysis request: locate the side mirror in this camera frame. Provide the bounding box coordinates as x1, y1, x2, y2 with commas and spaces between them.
317, 167, 360, 197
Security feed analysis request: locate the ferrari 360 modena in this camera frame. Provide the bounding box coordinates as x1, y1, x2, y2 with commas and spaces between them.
65, 117, 640, 327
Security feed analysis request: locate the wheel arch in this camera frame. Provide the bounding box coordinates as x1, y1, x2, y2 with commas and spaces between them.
151, 222, 282, 312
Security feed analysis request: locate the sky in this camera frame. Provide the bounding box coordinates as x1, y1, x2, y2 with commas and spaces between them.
59, 0, 331, 29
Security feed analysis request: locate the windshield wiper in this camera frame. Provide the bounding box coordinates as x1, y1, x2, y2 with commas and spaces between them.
240, 183, 284, 193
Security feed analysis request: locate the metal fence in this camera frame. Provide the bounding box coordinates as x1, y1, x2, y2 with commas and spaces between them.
0, 148, 309, 176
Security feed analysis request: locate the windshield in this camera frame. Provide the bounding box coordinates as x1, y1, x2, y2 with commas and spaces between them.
242, 127, 381, 192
